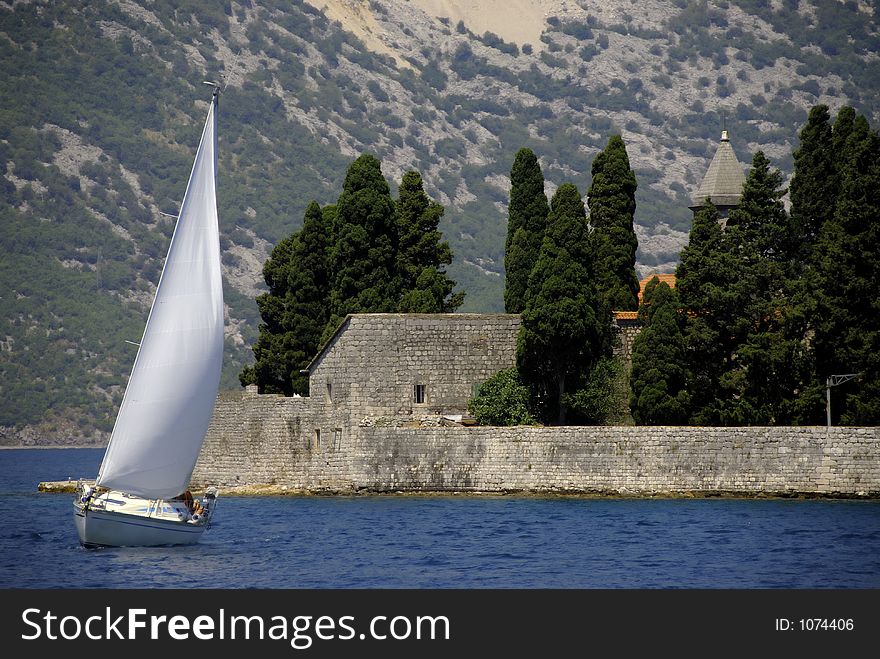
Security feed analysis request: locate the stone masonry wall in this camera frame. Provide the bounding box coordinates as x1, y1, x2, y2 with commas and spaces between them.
613, 317, 641, 366
193, 395, 880, 497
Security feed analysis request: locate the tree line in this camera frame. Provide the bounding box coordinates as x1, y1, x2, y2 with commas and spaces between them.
243, 105, 878, 428
631, 104, 879, 426
242, 135, 641, 422
472, 135, 640, 426
240, 154, 462, 396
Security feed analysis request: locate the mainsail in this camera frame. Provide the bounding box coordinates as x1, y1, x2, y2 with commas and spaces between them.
96, 95, 223, 500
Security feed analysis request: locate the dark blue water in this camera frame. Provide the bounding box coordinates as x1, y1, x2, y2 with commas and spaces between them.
2, 448, 879, 588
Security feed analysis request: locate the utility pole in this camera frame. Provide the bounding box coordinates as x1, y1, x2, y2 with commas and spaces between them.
826, 373, 862, 428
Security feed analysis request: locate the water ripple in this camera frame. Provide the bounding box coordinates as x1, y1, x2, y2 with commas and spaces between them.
2, 449, 880, 588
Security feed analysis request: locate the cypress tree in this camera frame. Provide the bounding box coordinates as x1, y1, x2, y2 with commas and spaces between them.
812, 113, 880, 424
679, 153, 801, 425
517, 183, 609, 424
785, 105, 837, 422
326, 154, 399, 339
630, 279, 690, 425
831, 106, 856, 170
504, 226, 530, 309
588, 135, 640, 311
395, 170, 463, 313
727, 151, 790, 266
504, 147, 549, 313
839, 121, 880, 424
240, 201, 332, 396
722, 152, 797, 424
789, 105, 836, 260
239, 232, 298, 395
676, 200, 749, 424
805, 107, 861, 422
282, 201, 333, 394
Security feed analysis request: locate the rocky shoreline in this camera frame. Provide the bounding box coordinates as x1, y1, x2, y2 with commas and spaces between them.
37, 480, 879, 499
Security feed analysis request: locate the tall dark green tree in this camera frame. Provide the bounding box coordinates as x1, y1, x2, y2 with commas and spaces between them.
517, 183, 610, 424
239, 233, 297, 395
240, 201, 332, 395
727, 151, 790, 265
630, 278, 690, 425
679, 153, 803, 425
504, 147, 549, 313
282, 202, 334, 393
395, 170, 464, 312
676, 200, 749, 424
723, 151, 802, 424
831, 106, 856, 170
812, 112, 880, 424
785, 104, 837, 422
326, 153, 399, 339
789, 105, 836, 260
588, 135, 640, 311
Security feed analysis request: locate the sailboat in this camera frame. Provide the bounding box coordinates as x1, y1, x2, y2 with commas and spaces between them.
74, 86, 224, 547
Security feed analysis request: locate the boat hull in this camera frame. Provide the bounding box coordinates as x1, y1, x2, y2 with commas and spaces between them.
73, 486, 216, 548
74, 506, 207, 547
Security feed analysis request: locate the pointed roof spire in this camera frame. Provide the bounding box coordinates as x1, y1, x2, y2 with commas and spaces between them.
690, 129, 745, 210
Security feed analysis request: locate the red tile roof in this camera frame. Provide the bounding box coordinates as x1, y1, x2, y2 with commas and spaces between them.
610, 274, 677, 320
637, 273, 676, 303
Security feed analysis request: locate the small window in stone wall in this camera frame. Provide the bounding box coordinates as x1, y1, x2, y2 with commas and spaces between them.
325, 382, 332, 404
413, 384, 426, 404
314, 428, 321, 450
333, 428, 342, 451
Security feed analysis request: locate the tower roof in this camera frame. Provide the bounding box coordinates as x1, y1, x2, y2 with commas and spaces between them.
690, 130, 746, 209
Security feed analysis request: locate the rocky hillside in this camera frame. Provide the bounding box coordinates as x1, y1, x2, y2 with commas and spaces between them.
1, 0, 877, 442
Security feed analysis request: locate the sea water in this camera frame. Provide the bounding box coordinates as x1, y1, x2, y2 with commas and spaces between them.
1, 448, 879, 589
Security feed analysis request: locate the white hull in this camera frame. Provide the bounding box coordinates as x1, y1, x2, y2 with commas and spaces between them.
74, 486, 216, 548
74, 506, 206, 547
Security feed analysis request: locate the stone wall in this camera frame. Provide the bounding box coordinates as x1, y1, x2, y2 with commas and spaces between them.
355, 426, 879, 496
613, 316, 642, 365
193, 396, 880, 497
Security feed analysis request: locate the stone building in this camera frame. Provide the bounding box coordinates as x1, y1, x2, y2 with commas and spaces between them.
304, 313, 521, 430
194, 313, 522, 490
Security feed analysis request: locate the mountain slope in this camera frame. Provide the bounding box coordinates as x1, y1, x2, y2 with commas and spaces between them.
0, 0, 877, 442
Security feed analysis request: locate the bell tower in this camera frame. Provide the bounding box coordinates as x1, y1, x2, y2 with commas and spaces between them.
688, 129, 746, 225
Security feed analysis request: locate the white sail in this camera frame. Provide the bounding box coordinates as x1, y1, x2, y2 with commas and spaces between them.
96, 96, 223, 500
